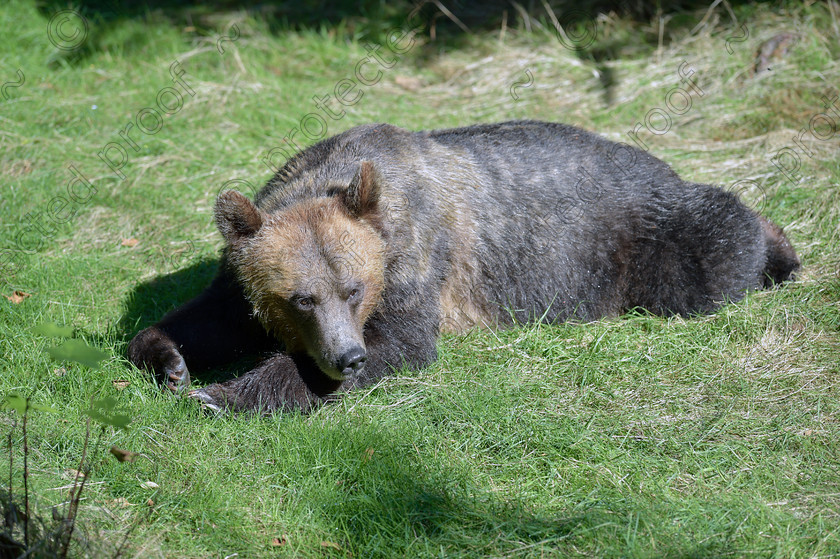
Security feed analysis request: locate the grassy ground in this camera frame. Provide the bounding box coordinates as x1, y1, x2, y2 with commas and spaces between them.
2, 0, 839, 556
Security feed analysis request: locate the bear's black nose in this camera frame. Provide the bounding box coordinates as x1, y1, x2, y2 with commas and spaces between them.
338, 347, 366, 373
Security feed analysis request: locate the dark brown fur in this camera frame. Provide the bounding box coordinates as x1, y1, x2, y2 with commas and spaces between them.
127, 120, 800, 412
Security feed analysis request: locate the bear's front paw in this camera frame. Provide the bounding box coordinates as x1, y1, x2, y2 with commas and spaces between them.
185, 354, 330, 414
127, 326, 191, 392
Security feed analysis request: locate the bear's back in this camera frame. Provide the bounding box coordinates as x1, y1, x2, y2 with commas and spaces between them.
252, 121, 780, 325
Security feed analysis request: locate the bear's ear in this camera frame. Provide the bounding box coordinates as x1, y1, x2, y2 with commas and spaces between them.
215, 190, 264, 244
341, 161, 381, 218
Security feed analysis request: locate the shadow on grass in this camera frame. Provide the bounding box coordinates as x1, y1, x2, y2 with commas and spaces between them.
334, 483, 599, 555
117, 257, 219, 341
33, 0, 770, 117
300, 421, 745, 557
34, 0, 724, 37
301, 425, 611, 557
36, 0, 762, 72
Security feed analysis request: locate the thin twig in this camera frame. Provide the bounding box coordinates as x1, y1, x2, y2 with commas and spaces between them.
828, 0, 840, 40
690, 0, 723, 35
60, 418, 98, 558
510, 1, 543, 32
112, 504, 151, 559
721, 0, 738, 25
540, 0, 573, 45
430, 0, 469, 33
22, 402, 30, 549
7, 419, 14, 520
657, 14, 665, 64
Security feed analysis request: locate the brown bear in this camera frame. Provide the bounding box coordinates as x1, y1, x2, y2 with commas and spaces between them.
127, 120, 799, 413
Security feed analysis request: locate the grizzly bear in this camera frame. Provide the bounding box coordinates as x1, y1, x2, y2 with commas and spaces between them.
127, 120, 799, 412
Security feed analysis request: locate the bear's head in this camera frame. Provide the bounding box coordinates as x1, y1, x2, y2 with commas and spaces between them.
215, 161, 386, 381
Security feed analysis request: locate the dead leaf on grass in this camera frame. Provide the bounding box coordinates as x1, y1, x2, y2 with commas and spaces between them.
110, 446, 139, 462
9, 160, 33, 176
121, 238, 139, 247
361, 447, 374, 463
270, 535, 288, 546
5, 291, 31, 304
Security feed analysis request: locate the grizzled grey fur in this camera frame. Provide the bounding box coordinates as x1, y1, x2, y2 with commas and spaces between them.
128, 120, 799, 413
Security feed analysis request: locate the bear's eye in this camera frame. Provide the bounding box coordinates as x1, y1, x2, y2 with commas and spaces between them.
347, 285, 364, 304
293, 296, 315, 311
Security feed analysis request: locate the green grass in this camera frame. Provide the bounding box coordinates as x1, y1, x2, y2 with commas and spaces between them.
2, 0, 839, 556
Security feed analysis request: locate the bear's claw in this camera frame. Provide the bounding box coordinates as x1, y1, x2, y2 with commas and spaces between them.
188, 388, 224, 413
164, 354, 190, 393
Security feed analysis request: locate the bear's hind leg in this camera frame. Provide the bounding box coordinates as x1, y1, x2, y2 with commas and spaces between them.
758, 216, 800, 287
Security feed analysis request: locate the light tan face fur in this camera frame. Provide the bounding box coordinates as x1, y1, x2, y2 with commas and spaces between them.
229, 198, 385, 379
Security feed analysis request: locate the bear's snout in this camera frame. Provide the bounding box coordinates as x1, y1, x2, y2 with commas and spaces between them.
337, 346, 366, 376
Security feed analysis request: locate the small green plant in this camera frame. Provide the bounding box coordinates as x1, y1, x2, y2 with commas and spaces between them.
1, 324, 134, 559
